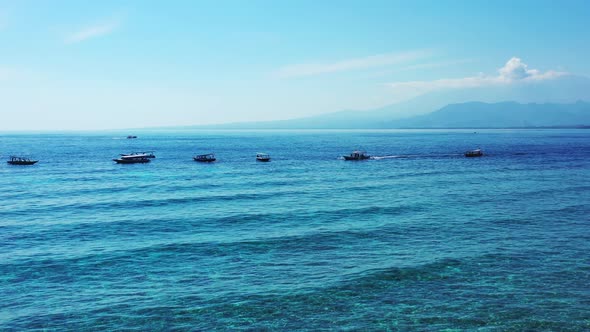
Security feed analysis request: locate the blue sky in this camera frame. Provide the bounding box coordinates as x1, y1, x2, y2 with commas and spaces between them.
1, 0, 589, 130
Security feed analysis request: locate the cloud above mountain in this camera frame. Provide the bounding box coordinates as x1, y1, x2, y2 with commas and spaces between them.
387, 57, 567, 97
499, 57, 537, 80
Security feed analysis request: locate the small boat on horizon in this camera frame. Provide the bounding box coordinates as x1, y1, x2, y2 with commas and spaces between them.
194, 153, 216, 162
7, 156, 38, 165
465, 149, 483, 157
343, 150, 370, 161
127, 135, 138, 139
256, 153, 271, 162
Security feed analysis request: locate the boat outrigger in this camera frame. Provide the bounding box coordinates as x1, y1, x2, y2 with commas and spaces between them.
465, 149, 483, 157
256, 153, 271, 162
343, 150, 370, 160
7, 156, 38, 165
194, 153, 216, 162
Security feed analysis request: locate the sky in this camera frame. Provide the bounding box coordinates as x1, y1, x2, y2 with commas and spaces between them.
1, 0, 589, 130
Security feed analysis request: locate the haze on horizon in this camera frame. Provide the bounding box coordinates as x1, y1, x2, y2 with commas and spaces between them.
1, 0, 589, 131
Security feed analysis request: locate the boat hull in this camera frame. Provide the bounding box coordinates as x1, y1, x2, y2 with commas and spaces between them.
256, 158, 271, 162
343, 156, 370, 160
113, 158, 150, 164
121, 153, 155, 159
194, 158, 216, 162
7, 161, 38, 165
464, 151, 483, 157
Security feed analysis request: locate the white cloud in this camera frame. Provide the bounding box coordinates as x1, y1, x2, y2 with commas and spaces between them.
499, 57, 536, 80
275, 50, 432, 78
497, 57, 564, 82
65, 19, 119, 44
387, 57, 567, 96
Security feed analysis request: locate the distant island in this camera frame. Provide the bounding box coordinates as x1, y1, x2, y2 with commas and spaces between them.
177, 100, 590, 130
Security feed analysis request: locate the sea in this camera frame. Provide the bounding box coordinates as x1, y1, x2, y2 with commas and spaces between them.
1, 129, 589, 331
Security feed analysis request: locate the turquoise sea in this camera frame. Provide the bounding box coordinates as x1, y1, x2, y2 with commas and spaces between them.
1, 129, 589, 331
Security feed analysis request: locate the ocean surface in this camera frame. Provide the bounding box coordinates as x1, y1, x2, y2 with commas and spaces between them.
1, 129, 589, 331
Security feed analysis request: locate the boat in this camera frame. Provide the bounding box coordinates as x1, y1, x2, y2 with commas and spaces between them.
113, 157, 151, 164
114, 152, 153, 164
465, 149, 483, 157
256, 153, 271, 162
127, 135, 137, 139
7, 156, 38, 165
121, 151, 155, 159
194, 153, 216, 162
343, 150, 370, 160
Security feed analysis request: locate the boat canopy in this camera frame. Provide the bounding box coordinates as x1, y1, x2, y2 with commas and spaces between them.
195, 153, 216, 160
9, 156, 32, 162
121, 151, 154, 155
121, 152, 155, 159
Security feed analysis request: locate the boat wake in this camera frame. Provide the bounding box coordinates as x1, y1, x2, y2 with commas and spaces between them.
372, 153, 464, 160
371, 155, 404, 160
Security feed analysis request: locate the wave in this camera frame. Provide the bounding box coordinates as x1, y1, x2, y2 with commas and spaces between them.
0, 203, 422, 259
0, 190, 301, 217
0, 176, 418, 217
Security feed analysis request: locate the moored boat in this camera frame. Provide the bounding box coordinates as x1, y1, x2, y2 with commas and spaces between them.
194, 153, 216, 162
343, 150, 370, 160
7, 156, 38, 165
127, 135, 137, 139
256, 153, 271, 162
465, 149, 483, 157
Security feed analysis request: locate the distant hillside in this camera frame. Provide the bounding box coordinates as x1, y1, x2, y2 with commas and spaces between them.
177, 74, 590, 129
389, 101, 590, 128
187, 100, 590, 129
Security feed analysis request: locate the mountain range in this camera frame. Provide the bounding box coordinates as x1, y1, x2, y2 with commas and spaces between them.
391, 101, 590, 128
184, 75, 590, 129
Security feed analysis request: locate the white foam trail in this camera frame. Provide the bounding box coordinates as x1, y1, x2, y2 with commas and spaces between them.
372, 153, 464, 160
371, 155, 402, 160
